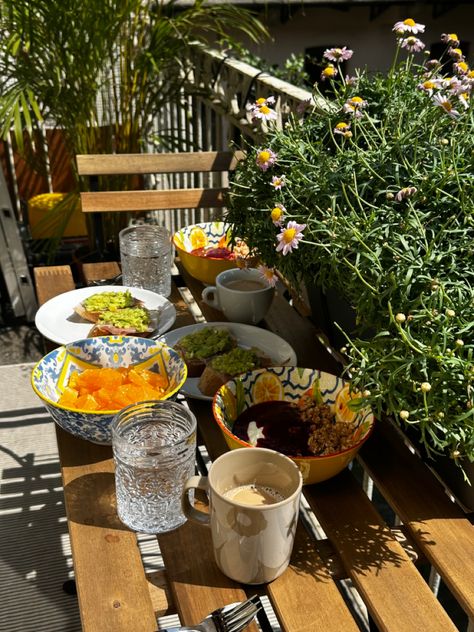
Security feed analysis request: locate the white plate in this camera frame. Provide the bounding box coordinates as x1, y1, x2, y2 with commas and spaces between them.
159, 322, 297, 400
35, 285, 177, 345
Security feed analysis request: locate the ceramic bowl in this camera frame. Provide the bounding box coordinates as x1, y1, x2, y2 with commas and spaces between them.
173, 221, 246, 285
212, 366, 374, 485
31, 336, 187, 445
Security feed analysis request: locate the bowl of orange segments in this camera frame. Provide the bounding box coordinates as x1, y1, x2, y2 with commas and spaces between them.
31, 336, 187, 445
173, 221, 249, 285
212, 367, 374, 484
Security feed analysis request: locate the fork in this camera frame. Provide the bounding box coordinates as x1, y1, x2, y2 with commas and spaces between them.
162, 595, 262, 632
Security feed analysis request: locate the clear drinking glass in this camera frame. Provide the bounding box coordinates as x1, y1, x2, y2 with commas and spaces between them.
111, 400, 197, 534
119, 224, 172, 297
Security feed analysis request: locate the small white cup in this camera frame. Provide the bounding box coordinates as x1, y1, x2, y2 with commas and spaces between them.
201, 268, 274, 324
182, 447, 302, 585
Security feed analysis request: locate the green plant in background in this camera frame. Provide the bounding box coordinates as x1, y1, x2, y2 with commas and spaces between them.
0, 0, 267, 260
227, 21, 474, 467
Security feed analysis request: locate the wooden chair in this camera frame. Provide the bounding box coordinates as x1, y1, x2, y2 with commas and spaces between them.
76, 150, 244, 215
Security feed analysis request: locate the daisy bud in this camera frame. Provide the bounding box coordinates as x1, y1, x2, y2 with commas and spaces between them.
421, 382, 432, 393
451, 449, 461, 458
363, 390, 371, 397
438, 412, 445, 419
386, 192, 395, 200
400, 410, 410, 420
455, 339, 464, 347
395, 313, 406, 323
340, 346, 347, 354
446, 308, 456, 317
440, 138, 449, 145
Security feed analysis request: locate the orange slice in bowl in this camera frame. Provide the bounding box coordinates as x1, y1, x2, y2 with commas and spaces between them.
252, 372, 283, 403
189, 227, 208, 250
334, 384, 361, 423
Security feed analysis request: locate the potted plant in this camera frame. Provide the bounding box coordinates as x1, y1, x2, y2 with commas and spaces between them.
226, 20, 474, 501
0, 0, 267, 261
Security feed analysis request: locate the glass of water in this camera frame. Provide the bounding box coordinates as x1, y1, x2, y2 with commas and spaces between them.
119, 224, 172, 297
111, 400, 197, 534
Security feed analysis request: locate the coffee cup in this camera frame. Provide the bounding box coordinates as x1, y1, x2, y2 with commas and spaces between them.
182, 447, 302, 584
201, 268, 274, 324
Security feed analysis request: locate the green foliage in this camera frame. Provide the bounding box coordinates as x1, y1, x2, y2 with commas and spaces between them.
227, 29, 474, 463
0, 0, 268, 257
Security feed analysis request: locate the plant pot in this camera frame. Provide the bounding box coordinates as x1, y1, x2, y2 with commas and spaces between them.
306, 283, 358, 350
399, 423, 474, 512
426, 454, 474, 512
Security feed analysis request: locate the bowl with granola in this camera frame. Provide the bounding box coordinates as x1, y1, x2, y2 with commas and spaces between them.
212, 367, 374, 484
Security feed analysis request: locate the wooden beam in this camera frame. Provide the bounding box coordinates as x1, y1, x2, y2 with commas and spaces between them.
80, 188, 227, 213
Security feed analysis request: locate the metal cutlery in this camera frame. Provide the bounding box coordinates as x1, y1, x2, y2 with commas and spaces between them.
162, 595, 262, 632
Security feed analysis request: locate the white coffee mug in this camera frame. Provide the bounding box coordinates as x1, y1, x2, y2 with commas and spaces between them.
201, 268, 274, 324
182, 447, 302, 584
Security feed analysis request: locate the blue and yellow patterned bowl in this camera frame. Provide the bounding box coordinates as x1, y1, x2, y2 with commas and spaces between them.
213, 367, 374, 485
173, 221, 244, 284
31, 336, 187, 445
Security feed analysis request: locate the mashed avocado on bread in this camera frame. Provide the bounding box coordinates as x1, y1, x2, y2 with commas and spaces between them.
178, 327, 235, 360
97, 307, 150, 332
209, 347, 258, 376
82, 290, 135, 313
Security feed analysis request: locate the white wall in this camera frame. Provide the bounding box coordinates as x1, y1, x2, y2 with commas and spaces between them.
248, 4, 474, 74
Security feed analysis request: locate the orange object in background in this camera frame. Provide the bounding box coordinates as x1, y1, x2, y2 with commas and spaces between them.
58, 366, 169, 411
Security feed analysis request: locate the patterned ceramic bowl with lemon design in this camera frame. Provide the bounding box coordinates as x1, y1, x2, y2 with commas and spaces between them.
173, 221, 248, 284
213, 367, 374, 484
31, 336, 187, 445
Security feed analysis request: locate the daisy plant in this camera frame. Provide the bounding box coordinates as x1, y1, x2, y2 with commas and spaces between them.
227, 21, 474, 469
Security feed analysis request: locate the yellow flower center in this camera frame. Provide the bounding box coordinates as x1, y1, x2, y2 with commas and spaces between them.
322, 65, 336, 77
336, 122, 348, 130
271, 207, 283, 221
403, 18, 416, 26
452, 48, 462, 56
457, 61, 469, 72
423, 81, 435, 89
449, 33, 458, 40
442, 100, 453, 112
461, 92, 470, 100
283, 228, 296, 244
258, 150, 271, 163
259, 105, 271, 115
350, 96, 364, 104
468, 70, 474, 78
256, 98, 266, 105
406, 36, 417, 45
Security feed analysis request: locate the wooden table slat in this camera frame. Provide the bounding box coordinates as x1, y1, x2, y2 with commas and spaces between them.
56, 427, 158, 632
304, 469, 458, 632
267, 525, 360, 632
359, 419, 474, 619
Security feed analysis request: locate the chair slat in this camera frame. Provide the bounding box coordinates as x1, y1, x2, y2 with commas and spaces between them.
76, 151, 244, 176
80, 188, 227, 212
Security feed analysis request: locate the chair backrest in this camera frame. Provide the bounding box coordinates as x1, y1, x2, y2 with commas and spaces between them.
76, 150, 244, 214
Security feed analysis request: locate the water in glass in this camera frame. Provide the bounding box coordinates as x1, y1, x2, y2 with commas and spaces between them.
119, 225, 172, 297
112, 401, 196, 534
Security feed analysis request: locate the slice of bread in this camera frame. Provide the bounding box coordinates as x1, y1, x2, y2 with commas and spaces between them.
174, 327, 236, 377
198, 347, 270, 397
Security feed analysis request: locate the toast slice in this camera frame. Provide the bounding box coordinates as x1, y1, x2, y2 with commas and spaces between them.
174, 327, 236, 377
87, 306, 156, 338
198, 346, 271, 397
74, 290, 144, 323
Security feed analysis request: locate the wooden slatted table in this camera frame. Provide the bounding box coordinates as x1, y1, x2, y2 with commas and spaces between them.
33, 260, 474, 632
